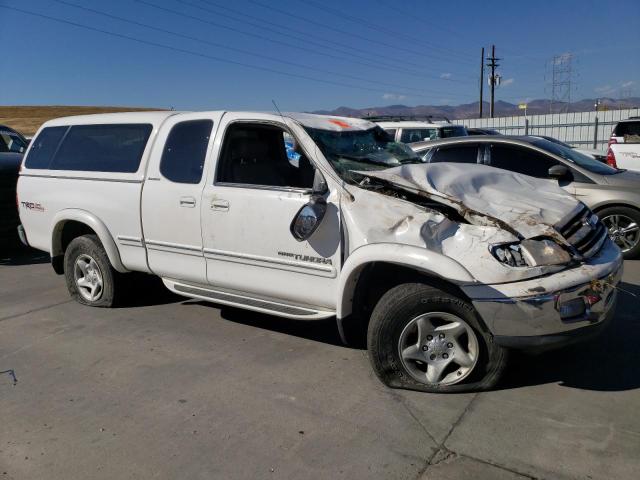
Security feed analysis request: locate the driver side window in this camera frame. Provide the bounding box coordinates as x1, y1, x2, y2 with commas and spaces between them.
216, 123, 315, 189
489, 144, 559, 178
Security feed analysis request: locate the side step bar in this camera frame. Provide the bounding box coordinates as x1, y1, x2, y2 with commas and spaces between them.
164, 279, 335, 320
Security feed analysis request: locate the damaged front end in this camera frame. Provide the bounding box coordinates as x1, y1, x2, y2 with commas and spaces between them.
344, 163, 610, 284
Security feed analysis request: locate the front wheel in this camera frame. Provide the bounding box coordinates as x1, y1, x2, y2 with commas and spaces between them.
599, 206, 640, 259
367, 283, 507, 393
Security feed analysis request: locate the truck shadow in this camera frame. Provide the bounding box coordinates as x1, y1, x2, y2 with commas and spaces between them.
189, 301, 345, 347
501, 281, 640, 392
0, 246, 50, 266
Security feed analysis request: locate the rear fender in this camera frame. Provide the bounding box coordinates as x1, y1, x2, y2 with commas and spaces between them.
51, 209, 128, 273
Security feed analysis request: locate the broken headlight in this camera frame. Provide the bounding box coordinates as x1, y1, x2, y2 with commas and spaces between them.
491, 239, 571, 267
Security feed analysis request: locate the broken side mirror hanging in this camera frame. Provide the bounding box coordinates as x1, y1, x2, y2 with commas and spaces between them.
290, 195, 327, 242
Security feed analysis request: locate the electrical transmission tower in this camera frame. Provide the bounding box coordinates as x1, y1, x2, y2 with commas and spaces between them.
549, 53, 574, 114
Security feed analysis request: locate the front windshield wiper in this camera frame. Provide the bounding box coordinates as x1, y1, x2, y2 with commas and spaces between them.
337, 153, 394, 166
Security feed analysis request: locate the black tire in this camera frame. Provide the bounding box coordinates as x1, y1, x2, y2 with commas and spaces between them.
63, 234, 120, 307
598, 206, 640, 260
367, 283, 508, 393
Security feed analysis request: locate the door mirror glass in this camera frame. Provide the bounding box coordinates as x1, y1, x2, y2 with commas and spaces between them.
290, 195, 327, 241
548, 164, 569, 179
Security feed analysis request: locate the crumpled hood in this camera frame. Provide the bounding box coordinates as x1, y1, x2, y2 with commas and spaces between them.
358, 163, 581, 239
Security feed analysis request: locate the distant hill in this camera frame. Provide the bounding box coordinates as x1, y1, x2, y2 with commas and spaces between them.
0, 106, 165, 136
313, 97, 640, 120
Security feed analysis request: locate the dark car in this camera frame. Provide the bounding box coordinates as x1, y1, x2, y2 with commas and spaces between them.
466, 128, 501, 136
411, 136, 640, 259
0, 125, 27, 248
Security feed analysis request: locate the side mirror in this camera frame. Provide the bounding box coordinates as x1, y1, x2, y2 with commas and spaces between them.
548, 164, 569, 179
290, 195, 327, 242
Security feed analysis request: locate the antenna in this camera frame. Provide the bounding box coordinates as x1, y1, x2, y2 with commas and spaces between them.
272, 99, 286, 123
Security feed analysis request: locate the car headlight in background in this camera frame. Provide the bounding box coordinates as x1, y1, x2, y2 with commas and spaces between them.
491, 239, 571, 267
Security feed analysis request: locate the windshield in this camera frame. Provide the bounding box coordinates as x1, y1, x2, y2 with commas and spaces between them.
440, 125, 468, 138
0, 130, 27, 154
539, 136, 573, 149
304, 126, 422, 182
531, 138, 618, 175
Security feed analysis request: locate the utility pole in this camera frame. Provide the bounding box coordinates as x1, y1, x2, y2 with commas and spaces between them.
479, 47, 484, 118
486, 45, 501, 118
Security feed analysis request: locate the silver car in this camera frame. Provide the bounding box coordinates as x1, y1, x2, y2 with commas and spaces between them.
411, 136, 640, 259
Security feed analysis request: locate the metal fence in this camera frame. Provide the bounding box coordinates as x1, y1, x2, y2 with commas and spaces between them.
452, 108, 640, 151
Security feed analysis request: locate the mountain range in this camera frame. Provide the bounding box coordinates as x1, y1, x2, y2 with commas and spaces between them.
313, 97, 640, 120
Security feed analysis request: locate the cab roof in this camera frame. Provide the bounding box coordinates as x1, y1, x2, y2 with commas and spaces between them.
39, 111, 377, 132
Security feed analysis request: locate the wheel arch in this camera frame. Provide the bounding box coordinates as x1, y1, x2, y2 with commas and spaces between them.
336, 244, 477, 344
592, 202, 640, 215
50, 209, 127, 274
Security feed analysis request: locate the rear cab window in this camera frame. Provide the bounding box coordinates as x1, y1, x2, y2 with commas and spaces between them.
25, 124, 152, 173
614, 121, 640, 143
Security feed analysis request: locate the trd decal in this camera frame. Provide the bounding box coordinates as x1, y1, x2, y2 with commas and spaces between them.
278, 251, 332, 265
21, 201, 45, 212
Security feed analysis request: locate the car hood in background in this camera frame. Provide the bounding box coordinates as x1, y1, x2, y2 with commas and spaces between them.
0, 153, 23, 173
357, 162, 581, 239
600, 169, 640, 188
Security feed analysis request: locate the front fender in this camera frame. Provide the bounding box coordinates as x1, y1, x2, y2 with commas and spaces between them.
337, 243, 476, 319
51, 209, 128, 273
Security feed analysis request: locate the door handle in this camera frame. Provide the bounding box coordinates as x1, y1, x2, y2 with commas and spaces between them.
180, 196, 196, 208
211, 199, 230, 211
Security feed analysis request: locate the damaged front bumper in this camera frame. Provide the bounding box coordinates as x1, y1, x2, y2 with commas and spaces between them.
461, 238, 623, 350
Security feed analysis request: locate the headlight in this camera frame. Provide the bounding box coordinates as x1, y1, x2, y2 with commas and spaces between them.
491, 239, 571, 267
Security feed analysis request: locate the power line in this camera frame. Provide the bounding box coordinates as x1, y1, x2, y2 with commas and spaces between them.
52, 0, 473, 99
0, 4, 476, 102
135, 0, 473, 85
248, 0, 477, 69
190, 0, 475, 79
295, 0, 476, 64
372, 0, 477, 51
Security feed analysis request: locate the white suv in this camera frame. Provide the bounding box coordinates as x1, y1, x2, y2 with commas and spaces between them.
607, 117, 640, 170
376, 120, 468, 144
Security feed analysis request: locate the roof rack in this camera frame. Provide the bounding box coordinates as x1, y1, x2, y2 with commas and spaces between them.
361, 114, 452, 123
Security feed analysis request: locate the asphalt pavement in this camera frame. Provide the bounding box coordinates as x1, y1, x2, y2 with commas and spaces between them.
1, 248, 639, 479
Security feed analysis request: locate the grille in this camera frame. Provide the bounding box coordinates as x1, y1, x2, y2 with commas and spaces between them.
556, 204, 608, 258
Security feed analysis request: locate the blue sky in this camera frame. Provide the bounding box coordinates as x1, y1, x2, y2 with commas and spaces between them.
1, 0, 638, 111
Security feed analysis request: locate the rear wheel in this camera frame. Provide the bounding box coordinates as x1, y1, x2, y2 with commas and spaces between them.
599, 206, 640, 259
64, 234, 120, 307
367, 283, 507, 393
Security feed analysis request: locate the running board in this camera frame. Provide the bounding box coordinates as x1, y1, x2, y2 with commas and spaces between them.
164, 280, 335, 320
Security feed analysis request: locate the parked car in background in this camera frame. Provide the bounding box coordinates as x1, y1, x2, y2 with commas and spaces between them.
0, 126, 26, 248
608, 117, 640, 171
412, 135, 640, 258
367, 116, 467, 144
534, 135, 607, 162
467, 128, 501, 136
17, 112, 621, 393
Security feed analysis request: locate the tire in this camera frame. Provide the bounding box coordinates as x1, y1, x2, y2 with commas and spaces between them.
367, 283, 508, 393
598, 206, 640, 260
63, 234, 120, 307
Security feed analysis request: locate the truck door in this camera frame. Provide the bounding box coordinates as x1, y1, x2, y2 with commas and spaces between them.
201, 114, 341, 309
141, 113, 222, 283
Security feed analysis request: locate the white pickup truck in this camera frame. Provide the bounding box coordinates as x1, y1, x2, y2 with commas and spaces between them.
17, 111, 622, 393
